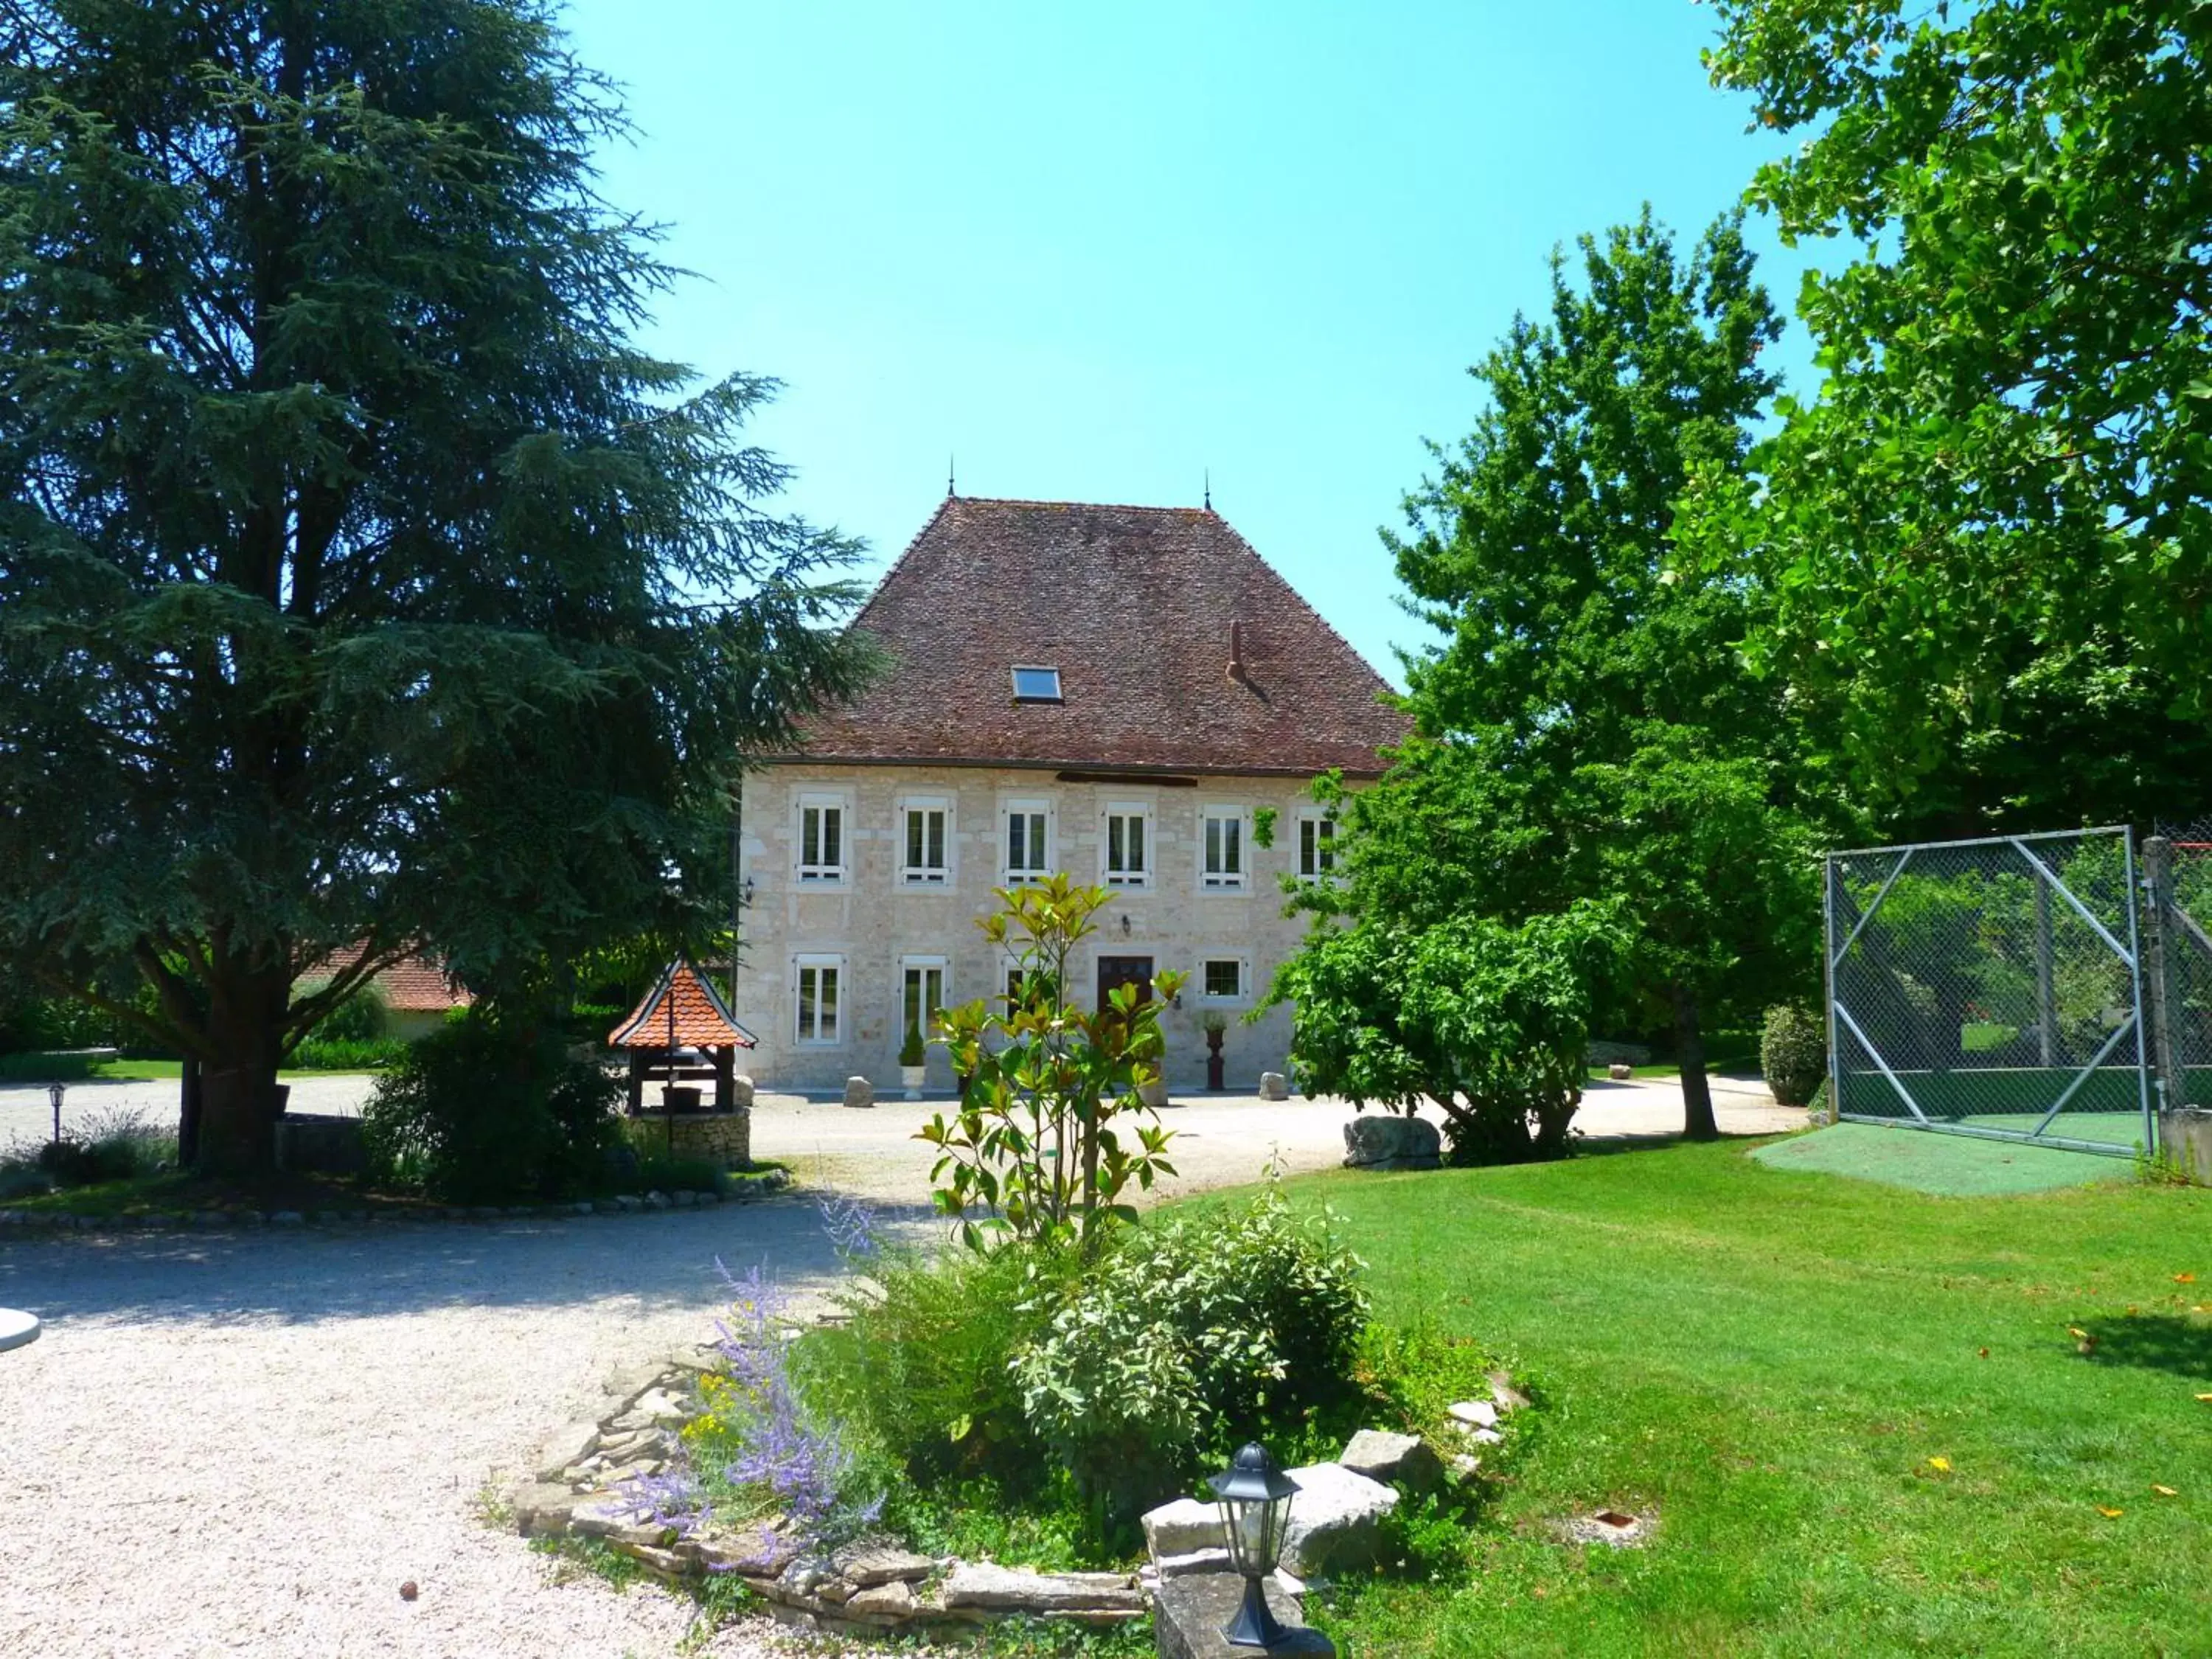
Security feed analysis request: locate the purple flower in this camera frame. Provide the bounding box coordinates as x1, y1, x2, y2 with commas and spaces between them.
611, 1464, 706, 1539
817, 1192, 881, 1260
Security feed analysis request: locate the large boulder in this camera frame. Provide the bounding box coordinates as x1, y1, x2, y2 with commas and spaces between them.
1141, 1496, 1222, 1559
842, 1075, 874, 1109
1341, 1113, 1441, 1172
1279, 1462, 1398, 1577
1257, 1071, 1290, 1102
1339, 1429, 1444, 1493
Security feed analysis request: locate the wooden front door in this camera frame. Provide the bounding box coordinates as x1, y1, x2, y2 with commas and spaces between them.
1096, 956, 1155, 1013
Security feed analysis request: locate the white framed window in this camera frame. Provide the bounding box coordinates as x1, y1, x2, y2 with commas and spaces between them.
794, 955, 844, 1044
1200, 956, 1249, 1003
1298, 811, 1337, 877
1102, 801, 1151, 888
900, 797, 952, 886
1200, 804, 1248, 892
796, 794, 847, 885
900, 955, 948, 1036
1011, 665, 1062, 702
1003, 797, 1052, 883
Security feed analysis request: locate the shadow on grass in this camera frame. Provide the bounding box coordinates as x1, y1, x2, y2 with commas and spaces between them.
2080, 1314, 2212, 1382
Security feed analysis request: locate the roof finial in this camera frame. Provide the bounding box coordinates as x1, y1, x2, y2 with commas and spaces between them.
1203, 467, 1211, 512
947, 455, 956, 498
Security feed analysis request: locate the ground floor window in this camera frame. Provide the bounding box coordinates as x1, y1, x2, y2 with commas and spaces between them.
1201, 956, 1248, 1002
796, 956, 842, 1043
902, 958, 947, 1036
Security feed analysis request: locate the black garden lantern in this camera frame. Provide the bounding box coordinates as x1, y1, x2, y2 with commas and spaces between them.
1207, 1441, 1299, 1648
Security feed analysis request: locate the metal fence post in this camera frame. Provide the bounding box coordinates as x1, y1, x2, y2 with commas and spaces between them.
1823, 855, 1843, 1122
2143, 836, 2184, 1130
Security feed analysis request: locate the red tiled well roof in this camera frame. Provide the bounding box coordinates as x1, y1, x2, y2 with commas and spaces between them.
609, 961, 758, 1051
792, 498, 1408, 776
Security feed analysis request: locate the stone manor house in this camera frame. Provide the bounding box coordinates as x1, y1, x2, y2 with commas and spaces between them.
734, 495, 1406, 1093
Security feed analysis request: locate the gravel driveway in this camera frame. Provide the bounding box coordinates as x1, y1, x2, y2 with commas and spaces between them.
0, 1071, 1798, 1657
0, 1205, 867, 1658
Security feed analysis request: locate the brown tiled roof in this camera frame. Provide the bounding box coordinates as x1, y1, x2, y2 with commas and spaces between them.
610, 961, 757, 1051
373, 956, 473, 1014
307, 949, 473, 1014
791, 498, 1408, 776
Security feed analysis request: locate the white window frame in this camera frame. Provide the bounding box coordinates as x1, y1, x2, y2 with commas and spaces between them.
1101, 800, 1152, 888
793, 954, 845, 1045
898, 795, 953, 888
1298, 810, 1338, 878
795, 792, 850, 886
899, 954, 950, 1037
1199, 955, 1251, 1004
1199, 804, 1250, 893
1002, 796, 1054, 884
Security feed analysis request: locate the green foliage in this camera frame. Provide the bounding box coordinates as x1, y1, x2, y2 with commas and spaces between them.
1310, 210, 1823, 1150
793, 1242, 1072, 1490
1759, 1005, 1826, 1107
1270, 905, 1621, 1164
920, 877, 1181, 1252
361, 1008, 619, 1202
299, 984, 387, 1046
286, 1036, 409, 1072
1, 1105, 173, 1190
1698, 1, 2212, 831
899, 1019, 927, 1068
798, 1186, 1370, 1545
0, 1, 870, 1171
1011, 1183, 1370, 1523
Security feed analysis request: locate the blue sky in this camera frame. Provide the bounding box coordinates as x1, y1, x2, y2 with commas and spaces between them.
558, 1, 1819, 684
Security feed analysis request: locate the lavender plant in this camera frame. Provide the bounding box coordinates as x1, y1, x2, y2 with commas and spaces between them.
667, 1255, 884, 1552
816, 1192, 881, 1261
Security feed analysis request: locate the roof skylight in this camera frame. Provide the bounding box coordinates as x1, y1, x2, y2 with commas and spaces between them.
1011, 666, 1062, 702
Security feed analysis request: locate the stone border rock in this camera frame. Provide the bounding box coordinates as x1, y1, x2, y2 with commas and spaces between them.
0, 1167, 791, 1239
511, 1341, 1149, 1641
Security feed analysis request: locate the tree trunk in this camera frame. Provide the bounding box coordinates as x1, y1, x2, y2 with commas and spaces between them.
178, 1057, 204, 1167
1674, 983, 1719, 1142
189, 956, 294, 1175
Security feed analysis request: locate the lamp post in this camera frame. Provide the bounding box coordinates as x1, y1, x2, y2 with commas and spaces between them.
47, 1082, 65, 1147
1208, 1441, 1299, 1648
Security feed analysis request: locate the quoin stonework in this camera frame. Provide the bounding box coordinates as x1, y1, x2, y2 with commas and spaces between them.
735, 496, 1406, 1093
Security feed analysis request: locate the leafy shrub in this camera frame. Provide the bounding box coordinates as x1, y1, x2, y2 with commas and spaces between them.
288, 1036, 409, 1071
794, 1236, 1074, 1489
361, 1009, 619, 1202
1271, 904, 1621, 1165
4, 1105, 174, 1187
299, 983, 389, 1045
1012, 1183, 1368, 1521
1761, 1004, 1827, 1107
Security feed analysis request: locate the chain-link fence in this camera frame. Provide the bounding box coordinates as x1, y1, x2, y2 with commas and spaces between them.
1825, 828, 2152, 1155
2146, 825, 2212, 1113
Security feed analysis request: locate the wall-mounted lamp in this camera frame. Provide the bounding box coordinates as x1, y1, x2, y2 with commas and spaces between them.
740, 877, 757, 908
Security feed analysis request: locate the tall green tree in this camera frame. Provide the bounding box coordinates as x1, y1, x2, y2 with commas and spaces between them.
1363, 210, 1819, 1140
1700, 0, 2212, 831
0, 1, 869, 1171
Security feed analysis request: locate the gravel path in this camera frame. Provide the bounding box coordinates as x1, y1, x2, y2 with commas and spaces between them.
0, 1204, 874, 1658
0, 1071, 1798, 1657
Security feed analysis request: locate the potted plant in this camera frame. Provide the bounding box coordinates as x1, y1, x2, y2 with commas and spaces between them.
899, 1020, 928, 1101
1201, 1009, 1228, 1091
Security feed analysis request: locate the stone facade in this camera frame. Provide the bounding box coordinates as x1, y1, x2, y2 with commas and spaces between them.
735, 763, 1338, 1093
623, 1109, 751, 1169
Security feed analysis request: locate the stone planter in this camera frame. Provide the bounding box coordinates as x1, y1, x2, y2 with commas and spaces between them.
900, 1065, 926, 1102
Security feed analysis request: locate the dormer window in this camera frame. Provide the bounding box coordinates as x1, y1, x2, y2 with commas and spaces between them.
1012, 666, 1062, 703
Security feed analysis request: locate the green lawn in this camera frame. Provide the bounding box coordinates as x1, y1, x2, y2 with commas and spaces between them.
1288, 1138, 2211, 1658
